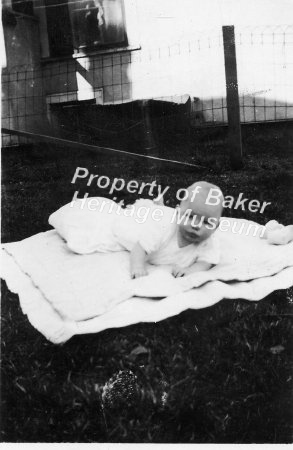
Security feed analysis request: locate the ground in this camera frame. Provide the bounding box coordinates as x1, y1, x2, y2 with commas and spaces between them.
1, 121, 293, 443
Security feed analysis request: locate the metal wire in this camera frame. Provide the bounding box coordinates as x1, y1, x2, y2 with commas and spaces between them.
1, 127, 206, 168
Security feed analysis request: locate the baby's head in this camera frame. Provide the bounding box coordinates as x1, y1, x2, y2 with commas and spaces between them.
177, 181, 223, 245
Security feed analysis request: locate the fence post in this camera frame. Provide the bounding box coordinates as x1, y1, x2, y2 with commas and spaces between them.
141, 99, 156, 151
222, 25, 243, 169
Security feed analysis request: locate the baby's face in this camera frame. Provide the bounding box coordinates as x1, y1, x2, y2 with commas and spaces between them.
177, 192, 222, 245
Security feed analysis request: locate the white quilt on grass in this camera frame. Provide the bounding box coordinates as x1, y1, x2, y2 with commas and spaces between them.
1, 218, 293, 344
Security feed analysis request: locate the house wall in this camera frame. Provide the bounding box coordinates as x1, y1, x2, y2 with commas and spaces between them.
1, 0, 140, 145
1, 11, 49, 145
2, 10, 50, 144
35, 0, 139, 104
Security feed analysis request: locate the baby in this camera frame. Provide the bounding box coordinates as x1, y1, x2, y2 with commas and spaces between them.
49, 181, 223, 279
128, 181, 223, 278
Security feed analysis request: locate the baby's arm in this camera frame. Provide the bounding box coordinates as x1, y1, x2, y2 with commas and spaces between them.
172, 261, 212, 278
130, 242, 148, 278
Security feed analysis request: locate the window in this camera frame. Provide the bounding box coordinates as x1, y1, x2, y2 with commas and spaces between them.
11, 0, 34, 16
45, 0, 73, 56
45, 0, 127, 57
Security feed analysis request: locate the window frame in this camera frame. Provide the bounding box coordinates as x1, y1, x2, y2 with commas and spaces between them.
44, 0, 128, 59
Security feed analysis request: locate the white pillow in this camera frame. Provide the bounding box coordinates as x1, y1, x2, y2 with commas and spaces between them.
48, 197, 122, 254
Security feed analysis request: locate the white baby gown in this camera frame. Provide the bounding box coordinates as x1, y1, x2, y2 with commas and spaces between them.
49, 197, 220, 268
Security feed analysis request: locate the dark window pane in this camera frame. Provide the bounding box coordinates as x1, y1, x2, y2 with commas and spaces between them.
71, 1, 103, 48
45, 0, 73, 56
12, 0, 34, 16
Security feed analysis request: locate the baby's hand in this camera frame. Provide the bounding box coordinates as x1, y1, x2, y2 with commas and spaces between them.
131, 265, 148, 279
172, 265, 187, 278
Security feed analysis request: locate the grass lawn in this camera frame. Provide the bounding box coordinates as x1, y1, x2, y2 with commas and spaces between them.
1, 121, 293, 443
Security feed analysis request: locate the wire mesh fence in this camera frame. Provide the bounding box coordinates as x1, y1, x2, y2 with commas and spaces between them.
2, 20, 293, 147
236, 25, 293, 123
